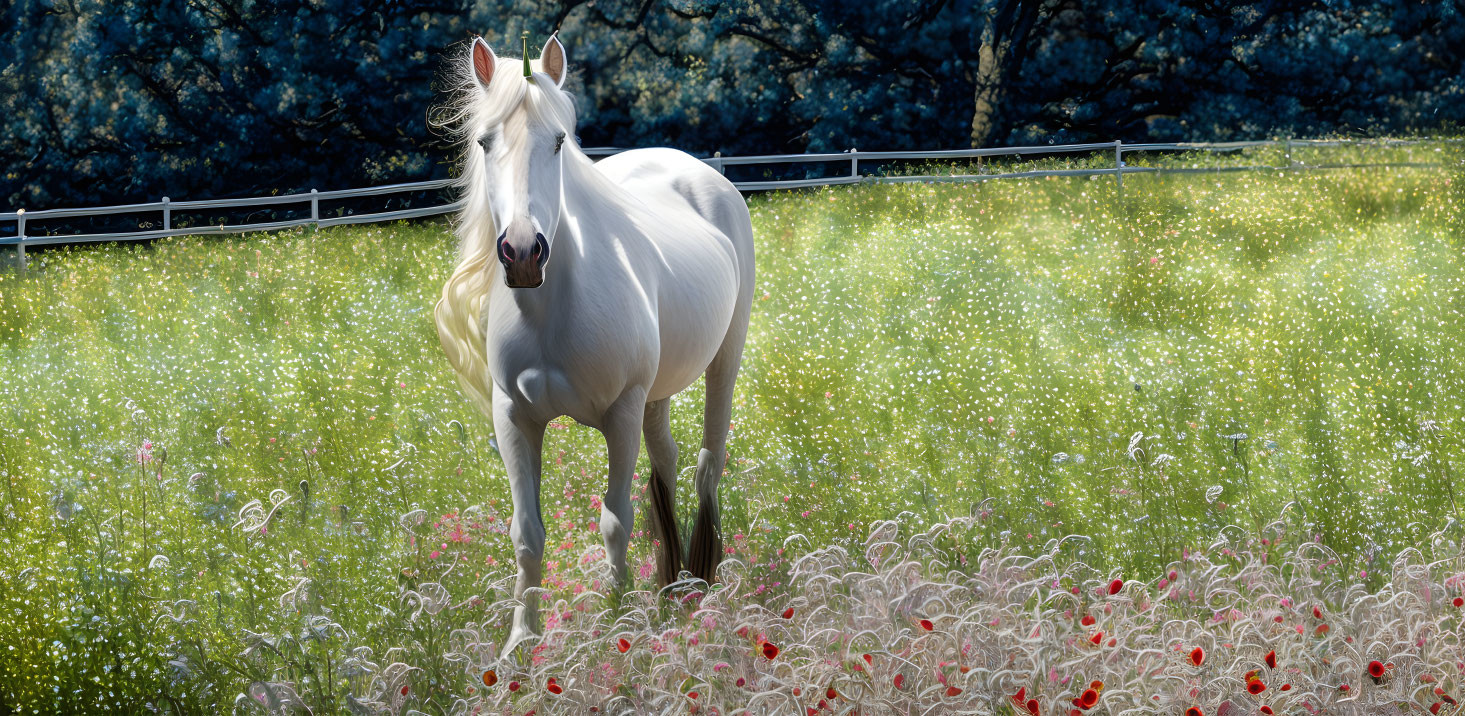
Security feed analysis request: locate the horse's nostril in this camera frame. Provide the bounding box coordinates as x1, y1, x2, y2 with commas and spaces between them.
501, 243, 516, 263
531, 243, 541, 256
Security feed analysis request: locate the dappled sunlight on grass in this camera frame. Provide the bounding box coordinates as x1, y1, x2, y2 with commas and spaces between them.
0, 148, 1462, 710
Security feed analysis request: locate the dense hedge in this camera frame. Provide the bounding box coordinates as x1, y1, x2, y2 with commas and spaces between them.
2, 0, 1461, 209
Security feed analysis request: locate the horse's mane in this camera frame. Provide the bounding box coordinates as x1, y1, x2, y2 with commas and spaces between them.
433, 42, 579, 419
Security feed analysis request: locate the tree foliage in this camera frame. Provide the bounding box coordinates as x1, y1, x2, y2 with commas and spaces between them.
2, 0, 1461, 208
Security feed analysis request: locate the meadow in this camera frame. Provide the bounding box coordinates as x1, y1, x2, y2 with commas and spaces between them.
1, 143, 1464, 713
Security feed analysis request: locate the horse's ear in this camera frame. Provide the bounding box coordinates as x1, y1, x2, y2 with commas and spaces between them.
472, 37, 497, 88
540, 33, 566, 88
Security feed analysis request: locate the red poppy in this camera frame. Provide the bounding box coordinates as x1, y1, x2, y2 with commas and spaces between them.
1080, 688, 1099, 708
1454, 597, 1463, 608
617, 638, 630, 653
1011, 686, 1027, 705
736, 677, 745, 688
1280, 684, 1291, 691
1261, 707, 1274, 715
400, 685, 409, 696
1190, 647, 1205, 666
688, 691, 699, 699
1090, 631, 1104, 645
1368, 661, 1385, 679
508, 681, 521, 692
1264, 650, 1277, 669
893, 674, 904, 690
762, 641, 780, 660
1432, 704, 1443, 714
1248, 681, 1266, 695
1315, 624, 1329, 635
1090, 680, 1104, 692
919, 619, 934, 631
1312, 606, 1323, 619
827, 687, 838, 700
1081, 615, 1096, 627
1185, 708, 1203, 716
946, 686, 963, 697
1339, 684, 1350, 692
783, 607, 795, 619
547, 682, 563, 695
482, 670, 498, 687
1108, 578, 1124, 595
1026, 698, 1041, 715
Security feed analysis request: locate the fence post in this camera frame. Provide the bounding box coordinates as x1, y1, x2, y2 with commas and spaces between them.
14, 209, 26, 272
1114, 140, 1124, 201
310, 189, 319, 228
162, 196, 171, 232
713, 151, 724, 175
850, 147, 859, 180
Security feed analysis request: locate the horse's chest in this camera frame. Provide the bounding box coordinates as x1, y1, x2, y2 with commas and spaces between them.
485, 307, 656, 421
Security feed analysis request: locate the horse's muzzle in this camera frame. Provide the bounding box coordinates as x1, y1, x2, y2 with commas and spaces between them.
498, 231, 549, 288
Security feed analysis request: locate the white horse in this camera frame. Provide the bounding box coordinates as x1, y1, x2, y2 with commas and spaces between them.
434, 32, 755, 652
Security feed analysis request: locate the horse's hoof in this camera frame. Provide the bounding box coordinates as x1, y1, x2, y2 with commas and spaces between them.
687, 508, 722, 584
501, 626, 540, 658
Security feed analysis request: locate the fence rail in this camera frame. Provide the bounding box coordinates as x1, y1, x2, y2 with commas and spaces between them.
3, 137, 1456, 269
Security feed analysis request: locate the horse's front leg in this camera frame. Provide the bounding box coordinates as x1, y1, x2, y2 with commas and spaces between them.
598, 387, 647, 589
493, 391, 547, 655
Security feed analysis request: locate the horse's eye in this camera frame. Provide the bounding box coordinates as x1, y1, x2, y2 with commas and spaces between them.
477, 135, 493, 153
553, 132, 566, 154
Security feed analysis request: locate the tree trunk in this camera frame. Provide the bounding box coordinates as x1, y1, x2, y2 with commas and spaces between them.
969, 14, 1006, 148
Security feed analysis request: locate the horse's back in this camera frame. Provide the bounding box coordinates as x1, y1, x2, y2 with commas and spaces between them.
595, 148, 754, 271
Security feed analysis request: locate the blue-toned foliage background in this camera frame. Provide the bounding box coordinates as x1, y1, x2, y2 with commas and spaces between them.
2, 0, 1462, 209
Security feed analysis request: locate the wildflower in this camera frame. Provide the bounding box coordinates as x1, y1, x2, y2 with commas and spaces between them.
1090, 631, 1104, 645
945, 686, 963, 697
508, 681, 520, 692
547, 678, 563, 695
761, 641, 780, 660
1454, 597, 1463, 608
1081, 615, 1095, 626
1265, 650, 1277, 669
1108, 578, 1123, 595
617, 638, 630, 653
400, 685, 409, 696
1185, 708, 1203, 716
919, 619, 934, 631
783, 607, 795, 619
1248, 680, 1267, 695
1190, 647, 1204, 666
1078, 687, 1099, 708
482, 670, 497, 687
894, 674, 904, 690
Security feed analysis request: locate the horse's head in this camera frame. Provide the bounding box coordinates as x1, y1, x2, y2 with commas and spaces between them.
464, 32, 576, 289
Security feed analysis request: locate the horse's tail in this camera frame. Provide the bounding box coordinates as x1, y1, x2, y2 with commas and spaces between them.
434, 210, 499, 420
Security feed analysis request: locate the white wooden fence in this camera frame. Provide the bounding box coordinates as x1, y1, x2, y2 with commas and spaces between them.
1, 137, 1452, 270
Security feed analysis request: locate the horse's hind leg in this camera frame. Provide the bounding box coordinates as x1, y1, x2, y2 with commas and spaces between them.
687, 336, 746, 583
493, 391, 547, 655
642, 398, 682, 587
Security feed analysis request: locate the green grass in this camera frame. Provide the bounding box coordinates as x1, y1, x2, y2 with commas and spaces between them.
1, 143, 1463, 711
